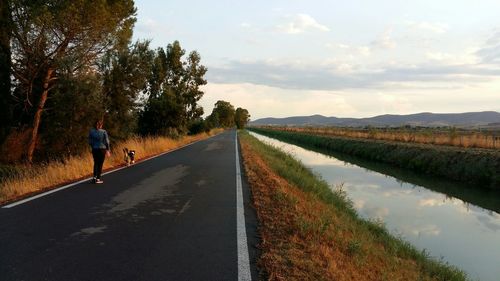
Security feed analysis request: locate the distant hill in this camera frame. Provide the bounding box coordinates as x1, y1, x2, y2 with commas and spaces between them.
250, 111, 500, 128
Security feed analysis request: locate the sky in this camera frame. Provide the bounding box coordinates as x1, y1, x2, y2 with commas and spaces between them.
132, 0, 500, 119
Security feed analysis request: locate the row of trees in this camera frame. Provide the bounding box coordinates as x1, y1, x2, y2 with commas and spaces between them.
0, 0, 250, 163
206, 100, 250, 130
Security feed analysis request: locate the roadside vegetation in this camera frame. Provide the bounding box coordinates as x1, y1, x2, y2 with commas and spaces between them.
0, 129, 223, 204
249, 127, 500, 189
0, 1, 252, 204
239, 130, 468, 281
262, 126, 500, 149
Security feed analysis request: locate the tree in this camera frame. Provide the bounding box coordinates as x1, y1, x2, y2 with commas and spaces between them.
139, 88, 182, 136
234, 107, 250, 129
183, 50, 207, 121
100, 41, 153, 140
210, 100, 235, 128
139, 41, 207, 135
40, 73, 104, 158
10, 0, 136, 163
0, 0, 12, 143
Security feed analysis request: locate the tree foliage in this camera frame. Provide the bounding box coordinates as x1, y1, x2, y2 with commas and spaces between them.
138, 41, 207, 136
0, 0, 12, 143
235, 107, 250, 129
100, 41, 153, 140
9, 0, 136, 162
1, 1, 248, 164
205, 101, 251, 130
209, 100, 235, 128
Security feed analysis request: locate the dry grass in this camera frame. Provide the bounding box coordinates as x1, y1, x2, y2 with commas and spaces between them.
0, 129, 223, 204
266, 126, 500, 149
239, 131, 467, 281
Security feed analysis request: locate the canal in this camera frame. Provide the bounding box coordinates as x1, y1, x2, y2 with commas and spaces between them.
249, 132, 500, 281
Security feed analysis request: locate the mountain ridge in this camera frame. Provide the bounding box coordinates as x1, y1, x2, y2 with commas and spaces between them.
250, 111, 500, 128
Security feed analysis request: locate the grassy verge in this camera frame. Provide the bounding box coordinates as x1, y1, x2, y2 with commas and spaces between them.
249, 127, 500, 189
0, 129, 223, 204
239, 130, 468, 281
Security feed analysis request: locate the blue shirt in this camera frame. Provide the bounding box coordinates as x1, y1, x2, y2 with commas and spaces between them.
88, 128, 110, 150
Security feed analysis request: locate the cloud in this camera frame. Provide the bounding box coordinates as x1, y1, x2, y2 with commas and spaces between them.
207, 59, 500, 91
353, 199, 366, 209
405, 224, 441, 237
326, 43, 372, 57
378, 93, 414, 114
426, 48, 480, 65
362, 206, 389, 220
405, 21, 449, 34
418, 198, 446, 207
200, 82, 358, 119
240, 22, 252, 29
136, 18, 167, 34
276, 14, 330, 34
371, 29, 396, 49
325, 29, 395, 59
476, 31, 500, 64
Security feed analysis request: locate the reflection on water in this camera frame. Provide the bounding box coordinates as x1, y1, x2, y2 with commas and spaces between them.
250, 132, 500, 281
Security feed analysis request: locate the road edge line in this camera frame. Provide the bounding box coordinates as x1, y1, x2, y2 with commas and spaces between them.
2, 132, 222, 209
235, 131, 252, 281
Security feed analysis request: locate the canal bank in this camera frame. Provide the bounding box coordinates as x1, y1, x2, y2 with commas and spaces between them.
248, 127, 500, 189
246, 130, 500, 281
239, 131, 469, 281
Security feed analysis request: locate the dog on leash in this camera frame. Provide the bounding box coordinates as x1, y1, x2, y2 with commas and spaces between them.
123, 148, 136, 166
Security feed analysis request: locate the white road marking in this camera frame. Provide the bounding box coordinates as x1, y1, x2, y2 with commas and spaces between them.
235, 131, 252, 281
2, 133, 221, 209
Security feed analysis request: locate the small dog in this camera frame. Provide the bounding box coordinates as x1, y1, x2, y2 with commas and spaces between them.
123, 148, 136, 166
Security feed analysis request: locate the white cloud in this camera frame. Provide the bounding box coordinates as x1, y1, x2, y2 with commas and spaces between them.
200, 82, 357, 119
199, 79, 500, 119
371, 29, 397, 49
426, 51, 479, 65
405, 20, 449, 34
378, 93, 414, 114
325, 43, 372, 57
404, 224, 441, 237
426, 52, 453, 61
418, 198, 446, 207
476, 30, 500, 64
277, 14, 330, 34
207, 59, 500, 92
353, 199, 366, 210
358, 46, 372, 56
337, 43, 350, 49
136, 18, 167, 34
240, 22, 251, 28
362, 206, 389, 220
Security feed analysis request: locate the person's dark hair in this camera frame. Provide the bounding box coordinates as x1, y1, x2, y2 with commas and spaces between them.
95, 119, 104, 129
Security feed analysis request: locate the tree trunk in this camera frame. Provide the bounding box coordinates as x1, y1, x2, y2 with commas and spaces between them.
27, 68, 53, 163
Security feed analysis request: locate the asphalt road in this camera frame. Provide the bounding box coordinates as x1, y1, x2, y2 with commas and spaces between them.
0, 130, 259, 281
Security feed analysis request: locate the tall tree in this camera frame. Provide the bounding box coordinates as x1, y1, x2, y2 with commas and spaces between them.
0, 0, 12, 142
100, 40, 153, 140
183, 50, 207, 121
10, 0, 136, 163
139, 41, 207, 136
210, 100, 235, 128
40, 72, 104, 158
234, 107, 250, 129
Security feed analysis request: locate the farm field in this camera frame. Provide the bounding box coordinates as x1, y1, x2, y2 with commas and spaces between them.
249, 127, 500, 189
257, 126, 500, 149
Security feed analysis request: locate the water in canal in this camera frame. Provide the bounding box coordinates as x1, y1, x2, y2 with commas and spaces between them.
249, 132, 500, 281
